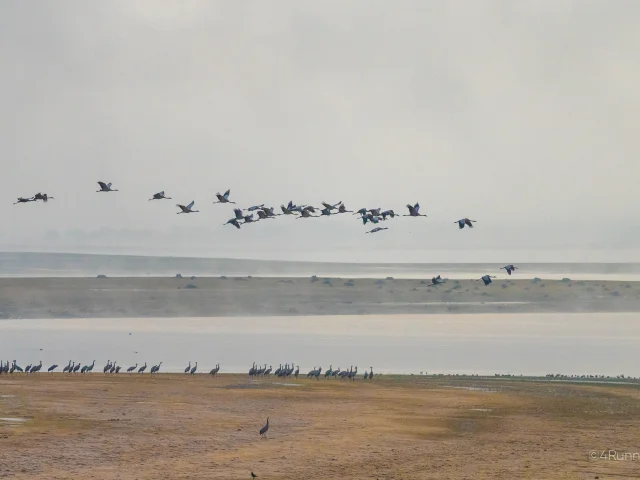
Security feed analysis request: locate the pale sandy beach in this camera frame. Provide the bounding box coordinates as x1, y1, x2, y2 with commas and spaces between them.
0, 276, 638, 319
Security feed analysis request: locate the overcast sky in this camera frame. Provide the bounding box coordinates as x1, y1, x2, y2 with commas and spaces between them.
1, 1, 638, 258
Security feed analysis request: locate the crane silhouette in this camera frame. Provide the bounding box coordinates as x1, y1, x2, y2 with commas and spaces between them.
259, 417, 269, 439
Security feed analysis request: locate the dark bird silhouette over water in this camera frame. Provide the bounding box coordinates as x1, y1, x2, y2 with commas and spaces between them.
259, 417, 269, 438
479, 275, 496, 286
501, 264, 518, 275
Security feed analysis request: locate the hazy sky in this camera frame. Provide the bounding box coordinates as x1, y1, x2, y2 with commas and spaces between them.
1, 1, 638, 257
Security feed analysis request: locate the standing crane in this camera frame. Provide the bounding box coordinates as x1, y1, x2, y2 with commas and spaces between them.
259, 417, 269, 439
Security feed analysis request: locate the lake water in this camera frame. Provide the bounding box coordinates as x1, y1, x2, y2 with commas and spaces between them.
1, 313, 638, 377
2, 252, 640, 281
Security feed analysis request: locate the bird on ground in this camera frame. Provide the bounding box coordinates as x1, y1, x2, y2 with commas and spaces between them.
47, 364, 58, 373
501, 264, 518, 275
138, 362, 147, 373
33, 193, 54, 202
404, 203, 427, 217
190, 362, 198, 375
456, 218, 477, 229
210, 364, 220, 376
479, 275, 496, 286
62, 360, 72, 373
149, 191, 171, 201
251, 472, 257, 479
259, 417, 269, 438
213, 189, 234, 204
176, 201, 199, 214
184, 361, 191, 374
364, 370, 369, 380
85, 360, 96, 373
97, 181, 118, 192
366, 227, 388, 234
429, 275, 446, 286
13, 196, 35, 204
321, 201, 342, 211
337, 204, 353, 214
369, 367, 374, 380
126, 363, 138, 373
224, 218, 242, 229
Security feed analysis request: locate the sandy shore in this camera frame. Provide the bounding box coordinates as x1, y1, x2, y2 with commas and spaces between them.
0, 374, 638, 479
0, 276, 639, 319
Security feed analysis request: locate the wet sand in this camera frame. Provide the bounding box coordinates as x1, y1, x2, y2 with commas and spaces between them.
0, 276, 639, 319
1, 374, 639, 479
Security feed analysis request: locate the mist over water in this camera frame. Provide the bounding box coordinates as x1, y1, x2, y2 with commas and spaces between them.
3, 252, 640, 280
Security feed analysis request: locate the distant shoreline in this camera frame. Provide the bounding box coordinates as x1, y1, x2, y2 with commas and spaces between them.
1, 276, 638, 319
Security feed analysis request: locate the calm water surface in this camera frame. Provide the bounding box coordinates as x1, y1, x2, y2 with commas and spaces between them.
1, 313, 638, 376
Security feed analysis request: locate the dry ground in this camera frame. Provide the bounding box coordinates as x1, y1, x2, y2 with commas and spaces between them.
1, 375, 639, 479
1, 276, 639, 318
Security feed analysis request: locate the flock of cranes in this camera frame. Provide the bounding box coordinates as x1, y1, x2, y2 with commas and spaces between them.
0, 359, 217, 376
13, 183, 478, 235
1, 360, 376, 380
248, 363, 372, 380
13, 182, 516, 282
